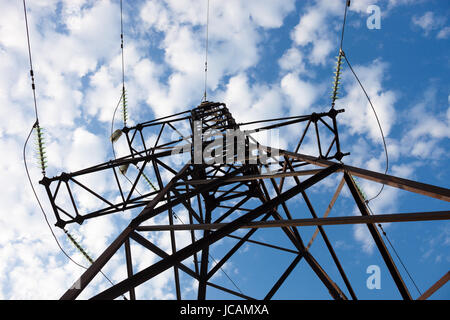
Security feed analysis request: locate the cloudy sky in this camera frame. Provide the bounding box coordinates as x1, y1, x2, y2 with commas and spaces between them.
0, 0, 449, 299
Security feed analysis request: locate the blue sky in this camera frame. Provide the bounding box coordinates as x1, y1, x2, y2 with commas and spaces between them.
0, 0, 448, 300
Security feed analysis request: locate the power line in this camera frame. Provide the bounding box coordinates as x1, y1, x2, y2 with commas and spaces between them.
110, 1, 147, 198
120, 0, 125, 90
349, 173, 422, 297
22, 0, 39, 121
202, 0, 210, 102
342, 51, 389, 202
120, 0, 128, 127
114, 2, 241, 295
331, 0, 350, 109
339, 0, 351, 51
366, 204, 422, 296
23, 126, 86, 271
24, 124, 126, 298
22, 0, 126, 298
337, 0, 418, 296
111, 92, 147, 198
335, 0, 388, 202
22, 0, 71, 265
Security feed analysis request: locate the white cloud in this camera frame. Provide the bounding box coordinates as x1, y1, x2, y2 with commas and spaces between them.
0, 0, 447, 299
0, 0, 126, 299
289, 0, 371, 66
291, 4, 333, 65
398, 87, 450, 160
339, 59, 397, 143
281, 72, 322, 115
278, 47, 305, 72
412, 12, 438, 33
437, 26, 450, 39
412, 11, 448, 38
218, 73, 285, 123
65, 127, 107, 171
353, 224, 375, 254
138, 0, 297, 117
387, 0, 419, 10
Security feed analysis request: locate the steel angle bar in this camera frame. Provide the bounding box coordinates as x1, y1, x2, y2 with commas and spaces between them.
344, 172, 412, 300
61, 164, 192, 300
264, 254, 303, 300
136, 211, 450, 231
89, 164, 340, 299
417, 271, 450, 300
279, 149, 450, 202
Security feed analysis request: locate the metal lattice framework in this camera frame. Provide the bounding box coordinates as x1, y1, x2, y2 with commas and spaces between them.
40, 101, 450, 300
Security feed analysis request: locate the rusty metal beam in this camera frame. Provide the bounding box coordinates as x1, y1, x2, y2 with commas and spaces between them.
283, 158, 356, 300
279, 149, 450, 202
124, 238, 136, 300
206, 281, 256, 300
264, 254, 303, 300
136, 211, 450, 231
181, 169, 323, 185
61, 164, 192, 300
344, 172, 412, 300
418, 271, 450, 300
55, 101, 449, 301
306, 177, 345, 250
89, 165, 340, 300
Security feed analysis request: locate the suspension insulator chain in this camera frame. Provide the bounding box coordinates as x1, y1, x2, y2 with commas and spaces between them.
34, 123, 47, 176
122, 87, 128, 127
350, 174, 368, 202
64, 229, 94, 264
141, 170, 158, 192
331, 49, 344, 108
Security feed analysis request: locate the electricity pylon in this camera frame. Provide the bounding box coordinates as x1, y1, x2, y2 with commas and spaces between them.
40, 101, 450, 300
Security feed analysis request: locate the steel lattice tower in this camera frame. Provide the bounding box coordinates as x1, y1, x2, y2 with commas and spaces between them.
38, 100, 450, 300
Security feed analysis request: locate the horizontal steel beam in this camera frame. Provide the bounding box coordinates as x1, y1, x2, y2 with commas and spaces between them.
179, 169, 323, 185
90, 164, 340, 300
136, 211, 450, 231
277, 149, 450, 202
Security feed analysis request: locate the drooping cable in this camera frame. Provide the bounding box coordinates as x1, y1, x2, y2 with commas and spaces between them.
24, 125, 126, 298
336, 4, 413, 293
342, 52, 389, 202
22, 0, 78, 266
110, 1, 148, 198
24, 126, 86, 271
335, 0, 388, 202
22, 1, 125, 298
336, 1, 413, 286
